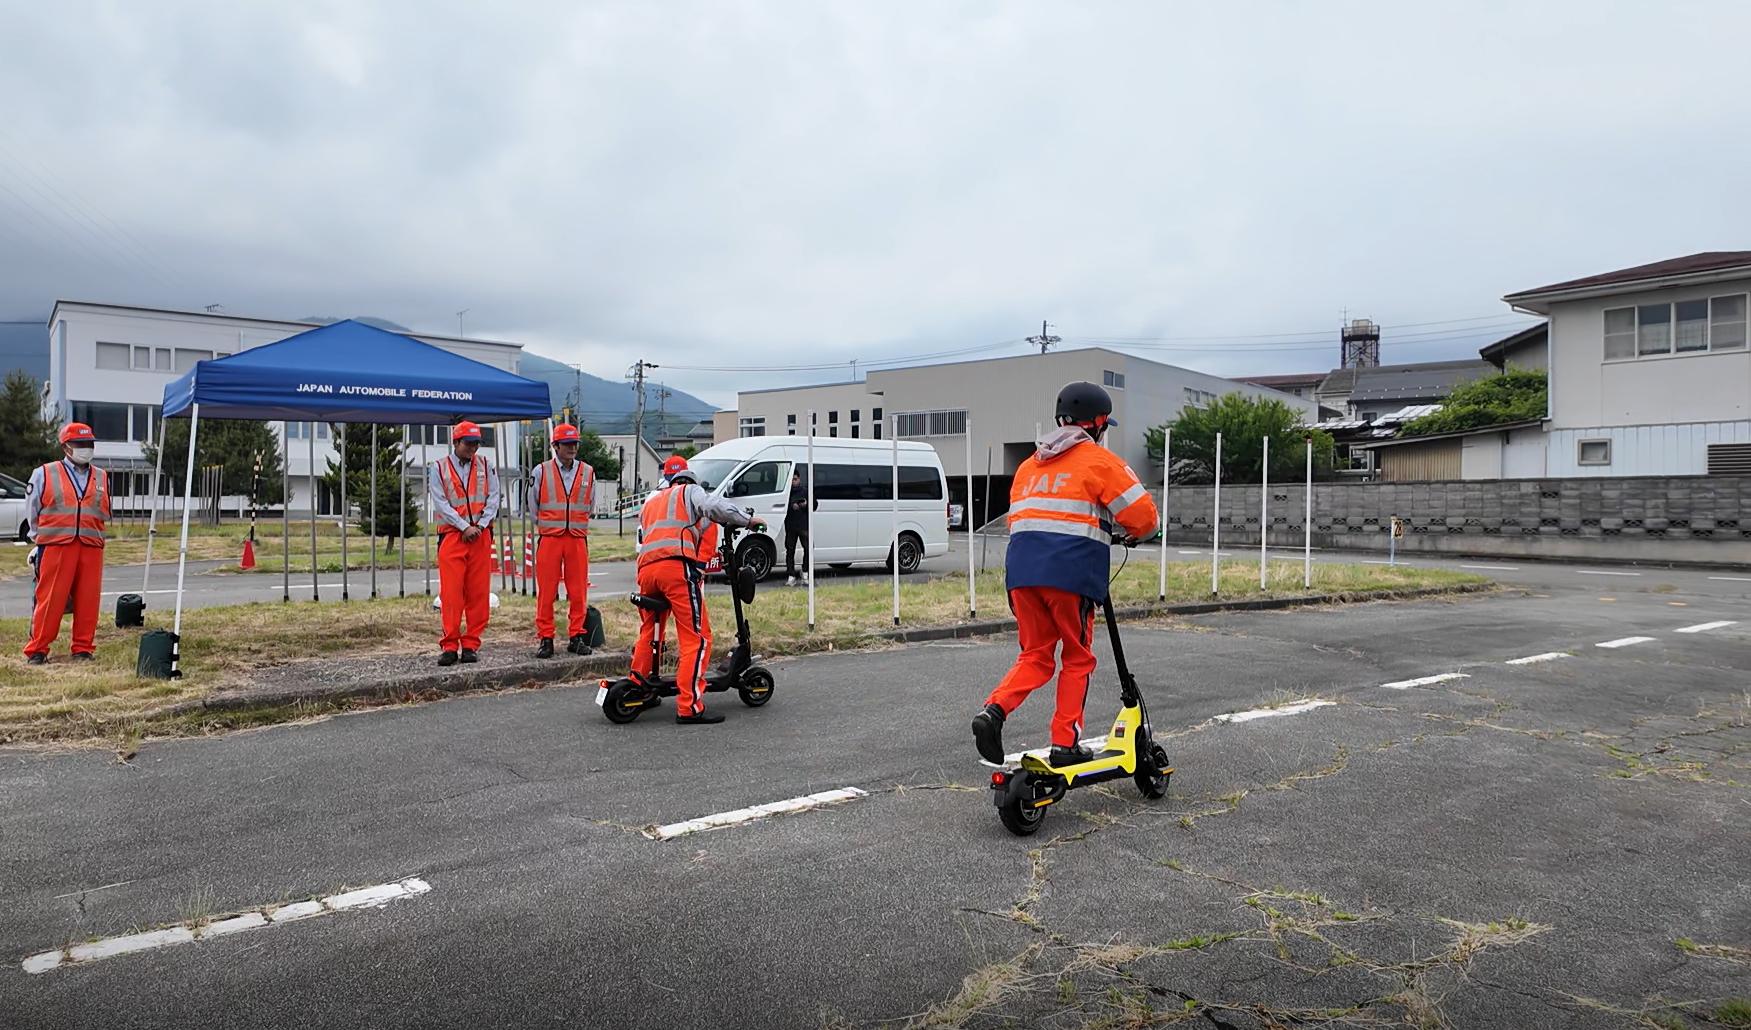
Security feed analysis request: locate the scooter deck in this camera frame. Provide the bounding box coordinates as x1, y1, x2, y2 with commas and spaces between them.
979, 736, 1128, 774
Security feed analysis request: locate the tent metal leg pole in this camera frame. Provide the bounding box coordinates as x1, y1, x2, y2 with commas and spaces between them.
423, 429, 431, 597
340, 422, 349, 602
370, 423, 379, 600
171, 404, 202, 678
399, 423, 407, 598
281, 422, 290, 602
142, 427, 166, 594
496, 423, 508, 596
310, 425, 318, 602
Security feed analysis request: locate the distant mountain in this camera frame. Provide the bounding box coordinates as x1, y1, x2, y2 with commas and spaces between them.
517, 351, 717, 442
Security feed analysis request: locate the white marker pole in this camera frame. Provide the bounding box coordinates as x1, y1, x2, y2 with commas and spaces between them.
1303, 435, 1313, 589
966, 417, 976, 619
1210, 431, 1222, 597
1259, 434, 1269, 590
890, 415, 899, 627
1157, 428, 1169, 601
806, 410, 816, 632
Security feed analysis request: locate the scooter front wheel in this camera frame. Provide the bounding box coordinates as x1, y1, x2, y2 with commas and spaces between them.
601, 683, 649, 725
738, 666, 775, 707
1135, 742, 1172, 799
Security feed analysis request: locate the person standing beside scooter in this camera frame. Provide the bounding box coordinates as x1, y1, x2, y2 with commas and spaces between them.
630, 457, 764, 725
784, 468, 814, 586
971, 382, 1159, 766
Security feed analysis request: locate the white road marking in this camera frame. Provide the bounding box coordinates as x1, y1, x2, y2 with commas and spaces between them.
22, 878, 432, 975
1577, 570, 1640, 577
1596, 636, 1655, 649
1381, 673, 1469, 690
1505, 652, 1571, 666
645, 787, 869, 840
1674, 621, 1736, 634
1460, 564, 1521, 571
1214, 699, 1335, 723
1708, 576, 1751, 583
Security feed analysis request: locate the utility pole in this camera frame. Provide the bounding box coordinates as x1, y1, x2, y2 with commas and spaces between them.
456, 308, 469, 337
630, 359, 657, 497
849, 359, 858, 382
1027, 320, 1061, 354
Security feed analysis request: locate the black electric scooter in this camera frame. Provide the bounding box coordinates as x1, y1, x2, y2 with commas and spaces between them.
596, 522, 774, 723
985, 540, 1174, 835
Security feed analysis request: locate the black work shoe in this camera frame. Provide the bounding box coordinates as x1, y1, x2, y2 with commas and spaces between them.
72, 653, 95, 662
437, 651, 459, 667
459, 649, 479, 664
568, 634, 592, 656
25, 653, 46, 666
972, 703, 1006, 764
1049, 743, 1096, 768
675, 711, 725, 725
536, 638, 555, 659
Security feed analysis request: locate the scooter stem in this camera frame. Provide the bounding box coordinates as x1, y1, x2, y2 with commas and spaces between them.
1100, 593, 1140, 706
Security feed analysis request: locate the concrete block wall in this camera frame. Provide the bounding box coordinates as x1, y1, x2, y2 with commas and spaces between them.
1159, 475, 1751, 565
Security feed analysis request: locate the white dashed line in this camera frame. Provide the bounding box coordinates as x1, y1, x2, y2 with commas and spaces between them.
1708, 576, 1751, 583
645, 787, 868, 840
1460, 564, 1520, 571
1380, 673, 1469, 690
1596, 637, 1655, 649
1576, 570, 1640, 577
1214, 699, 1336, 723
1504, 652, 1571, 665
22, 878, 432, 975
1674, 621, 1736, 634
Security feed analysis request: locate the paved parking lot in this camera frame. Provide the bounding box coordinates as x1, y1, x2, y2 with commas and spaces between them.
2, 573, 1748, 1028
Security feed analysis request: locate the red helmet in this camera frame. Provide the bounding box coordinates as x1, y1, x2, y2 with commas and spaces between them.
452, 421, 483, 442
60, 422, 96, 445
662, 454, 693, 482
551, 423, 580, 444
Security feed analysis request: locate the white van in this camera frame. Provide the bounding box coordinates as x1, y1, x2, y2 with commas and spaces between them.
658, 436, 951, 581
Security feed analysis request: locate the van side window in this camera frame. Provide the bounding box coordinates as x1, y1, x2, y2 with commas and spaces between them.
725, 461, 788, 498
897, 466, 944, 500
813, 464, 868, 501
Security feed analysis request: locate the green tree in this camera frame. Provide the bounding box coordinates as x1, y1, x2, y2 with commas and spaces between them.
1401, 369, 1547, 437
0, 371, 58, 480
580, 429, 623, 480
671, 443, 698, 460
1147, 393, 1335, 485
322, 424, 420, 541
146, 418, 286, 505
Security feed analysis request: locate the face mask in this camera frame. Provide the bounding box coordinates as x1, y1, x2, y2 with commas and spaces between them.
70, 446, 94, 466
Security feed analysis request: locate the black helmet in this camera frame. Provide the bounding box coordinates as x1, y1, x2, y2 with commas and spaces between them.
1055, 381, 1115, 427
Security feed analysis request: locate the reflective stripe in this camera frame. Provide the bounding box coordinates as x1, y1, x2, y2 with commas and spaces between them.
1009, 517, 1110, 542
638, 486, 717, 567
434, 456, 488, 534
1108, 483, 1147, 514
1010, 496, 1104, 517
536, 460, 592, 536
35, 463, 107, 545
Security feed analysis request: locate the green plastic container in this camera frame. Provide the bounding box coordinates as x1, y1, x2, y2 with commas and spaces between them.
136, 629, 178, 679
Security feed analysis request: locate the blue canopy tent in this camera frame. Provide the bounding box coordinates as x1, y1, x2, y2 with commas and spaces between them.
148, 320, 553, 675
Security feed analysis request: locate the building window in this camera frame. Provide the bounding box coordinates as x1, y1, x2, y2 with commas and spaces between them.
1675, 299, 1709, 352
1577, 439, 1611, 466
872, 421, 882, 440
1103, 370, 1126, 389
1182, 387, 1217, 408
828, 411, 838, 425
129, 405, 159, 443
872, 406, 883, 423
1712, 295, 1747, 350
739, 416, 766, 438
95, 342, 131, 370
174, 348, 214, 373
155, 347, 171, 370
70, 401, 129, 441
786, 413, 796, 427
829, 426, 838, 438
850, 409, 860, 423
894, 409, 968, 437
850, 425, 859, 438
1636, 304, 1672, 355
1603, 307, 1636, 360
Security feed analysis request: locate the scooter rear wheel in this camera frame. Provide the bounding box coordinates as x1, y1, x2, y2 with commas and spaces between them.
998, 796, 1048, 836
601, 683, 648, 724
738, 666, 775, 707
1135, 742, 1171, 799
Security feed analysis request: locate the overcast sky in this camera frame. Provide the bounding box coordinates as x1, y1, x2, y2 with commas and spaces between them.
2, 1, 1747, 406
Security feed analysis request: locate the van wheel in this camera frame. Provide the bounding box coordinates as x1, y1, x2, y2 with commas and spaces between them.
15, 521, 27, 544
737, 537, 776, 582
886, 532, 923, 575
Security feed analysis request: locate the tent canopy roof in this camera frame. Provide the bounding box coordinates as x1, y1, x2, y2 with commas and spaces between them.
162, 319, 552, 424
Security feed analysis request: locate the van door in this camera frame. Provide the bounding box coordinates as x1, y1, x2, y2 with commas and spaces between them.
803, 461, 863, 563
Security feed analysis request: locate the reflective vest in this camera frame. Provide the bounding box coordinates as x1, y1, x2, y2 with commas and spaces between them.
1005, 433, 1159, 600
536, 460, 593, 537
637, 485, 719, 568
434, 455, 489, 535
35, 462, 109, 547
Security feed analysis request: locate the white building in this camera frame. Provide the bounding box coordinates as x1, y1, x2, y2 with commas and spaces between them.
46, 301, 537, 514
1504, 251, 1751, 477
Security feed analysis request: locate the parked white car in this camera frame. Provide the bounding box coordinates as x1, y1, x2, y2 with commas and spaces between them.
1, 472, 28, 542
641, 436, 951, 581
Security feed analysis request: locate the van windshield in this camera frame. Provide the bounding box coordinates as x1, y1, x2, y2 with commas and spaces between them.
686, 459, 742, 493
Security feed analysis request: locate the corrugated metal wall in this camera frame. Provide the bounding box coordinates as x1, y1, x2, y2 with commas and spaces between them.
1548, 420, 1751, 477
1378, 438, 1462, 481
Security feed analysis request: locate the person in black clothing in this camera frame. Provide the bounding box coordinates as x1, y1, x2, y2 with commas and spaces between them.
784, 468, 813, 586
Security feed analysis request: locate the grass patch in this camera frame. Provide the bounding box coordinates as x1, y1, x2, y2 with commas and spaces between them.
1717, 999, 1751, 1028
0, 558, 1482, 744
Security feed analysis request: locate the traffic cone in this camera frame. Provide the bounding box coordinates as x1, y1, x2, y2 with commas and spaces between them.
240, 537, 256, 571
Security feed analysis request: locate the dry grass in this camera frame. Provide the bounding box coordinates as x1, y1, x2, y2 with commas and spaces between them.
0, 558, 1482, 744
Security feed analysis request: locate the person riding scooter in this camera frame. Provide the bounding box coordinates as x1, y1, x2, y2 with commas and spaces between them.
971, 382, 1160, 766
630, 456, 765, 725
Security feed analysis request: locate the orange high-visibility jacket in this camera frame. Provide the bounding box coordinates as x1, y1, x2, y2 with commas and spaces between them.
637, 485, 720, 568
434, 455, 490, 535
34, 462, 109, 547
535, 459, 594, 537
1005, 427, 1158, 600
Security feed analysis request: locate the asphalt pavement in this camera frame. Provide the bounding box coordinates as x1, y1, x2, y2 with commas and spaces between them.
2, 556, 1749, 1027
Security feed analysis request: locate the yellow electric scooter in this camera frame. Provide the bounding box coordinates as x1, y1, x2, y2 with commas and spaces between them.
985, 565, 1173, 836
